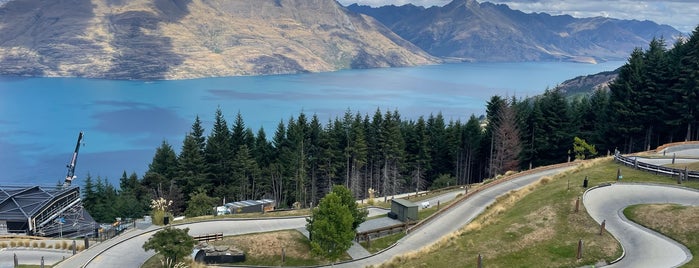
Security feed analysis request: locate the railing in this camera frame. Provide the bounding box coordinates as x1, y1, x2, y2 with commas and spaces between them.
192, 233, 224, 242
614, 151, 699, 180
355, 222, 411, 242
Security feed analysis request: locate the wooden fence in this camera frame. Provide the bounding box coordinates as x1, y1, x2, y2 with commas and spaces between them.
192, 233, 223, 242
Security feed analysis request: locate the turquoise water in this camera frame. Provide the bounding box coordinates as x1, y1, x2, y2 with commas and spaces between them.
0, 61, 623, 185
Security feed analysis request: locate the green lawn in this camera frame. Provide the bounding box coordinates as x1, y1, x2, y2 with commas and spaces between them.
361, 232, 406, 253
375, 157, 699, 268
624, 204, 699, 268
664, 161, 699, 171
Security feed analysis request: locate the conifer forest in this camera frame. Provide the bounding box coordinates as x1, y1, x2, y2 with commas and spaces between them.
83, 26, 699, 223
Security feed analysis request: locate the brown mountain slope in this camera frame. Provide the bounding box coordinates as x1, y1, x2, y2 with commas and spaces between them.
0, 0, 436, 79
349, 0, 681, 63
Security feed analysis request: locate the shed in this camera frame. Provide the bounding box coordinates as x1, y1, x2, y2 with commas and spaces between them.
217, 199, 275, 215
391, 199, 418, 222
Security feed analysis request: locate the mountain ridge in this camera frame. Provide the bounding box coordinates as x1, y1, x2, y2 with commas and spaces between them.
0, 0, 436, 79
0, 0, 684, 79
348, 0, 681, 63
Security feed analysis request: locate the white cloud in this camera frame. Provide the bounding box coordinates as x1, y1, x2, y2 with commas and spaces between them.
337, 0, 698, 33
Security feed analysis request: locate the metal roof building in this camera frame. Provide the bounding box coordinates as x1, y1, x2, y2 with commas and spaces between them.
219, 199, 275, 215
391, 199, 418, 222
0, 185, 96, 237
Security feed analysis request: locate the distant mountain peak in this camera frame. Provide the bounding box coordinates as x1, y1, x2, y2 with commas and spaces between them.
349, 2, 681, 63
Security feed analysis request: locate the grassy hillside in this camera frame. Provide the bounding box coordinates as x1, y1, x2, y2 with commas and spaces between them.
375, 158, 699, 267
625, 204, 699, 267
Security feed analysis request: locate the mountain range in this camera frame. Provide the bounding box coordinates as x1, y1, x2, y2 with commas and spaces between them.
348, 0, 681, 63
0, 0, 682, 79
0, 0, 435, 79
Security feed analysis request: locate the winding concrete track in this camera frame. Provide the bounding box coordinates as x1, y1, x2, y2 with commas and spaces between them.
55, 166, 571, 268
584, 183, 699, 267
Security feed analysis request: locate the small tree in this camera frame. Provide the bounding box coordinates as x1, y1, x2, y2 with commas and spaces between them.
306, 192, 354, 261
330, 185, 367, 231
573, 137, 598, 160
430, 174, 456, 190
143, 227, 197, 268
185, 189, 218, 217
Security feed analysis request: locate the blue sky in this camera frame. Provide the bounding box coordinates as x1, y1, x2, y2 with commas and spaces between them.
338, 0, 699, 33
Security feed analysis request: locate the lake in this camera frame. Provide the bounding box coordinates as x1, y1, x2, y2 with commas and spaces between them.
0, 61, 623, 186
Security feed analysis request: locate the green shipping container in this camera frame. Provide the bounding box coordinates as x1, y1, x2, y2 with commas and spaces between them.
391, 199, 418, 222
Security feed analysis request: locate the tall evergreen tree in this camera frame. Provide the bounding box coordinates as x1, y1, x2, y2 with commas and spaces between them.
491, 101, 522, 175
177, 118, 209, 199
143, 140, 178, 191
205, 108, 232, 198
608, 48, 646, 152
462, 115, 482, 184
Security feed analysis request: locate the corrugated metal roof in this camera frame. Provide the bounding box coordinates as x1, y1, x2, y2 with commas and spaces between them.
224, 199, 275, 209
0, 185, 76, 221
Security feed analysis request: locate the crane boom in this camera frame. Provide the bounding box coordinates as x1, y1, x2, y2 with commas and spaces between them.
64, 131, 83, 187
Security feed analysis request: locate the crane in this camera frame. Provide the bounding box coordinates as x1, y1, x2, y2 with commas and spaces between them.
63, 131, 84, 187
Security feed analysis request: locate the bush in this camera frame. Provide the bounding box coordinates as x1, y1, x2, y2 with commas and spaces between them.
0, 242, 7, 248
61, 241, 68, 250
152, 210, 173, 226
23, 240, 30, 247
10, 241, 16, 247
430, 174, 457, 190
40, 241, 46, 248
32, 241, 39, 248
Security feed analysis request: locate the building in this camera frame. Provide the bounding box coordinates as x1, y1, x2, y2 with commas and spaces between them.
216, 199, 275, 215
0, 185, 96, 237
391, 199, 418, 222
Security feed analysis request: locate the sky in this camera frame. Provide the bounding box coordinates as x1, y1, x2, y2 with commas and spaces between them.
338, 0, 699, 33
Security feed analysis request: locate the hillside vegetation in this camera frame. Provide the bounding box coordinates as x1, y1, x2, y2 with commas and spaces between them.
376, 158, 699, 267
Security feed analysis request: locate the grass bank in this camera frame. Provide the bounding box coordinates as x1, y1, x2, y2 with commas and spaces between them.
624, 204, 699, 267
376, 157, 699, 268
143, 229, 346, 267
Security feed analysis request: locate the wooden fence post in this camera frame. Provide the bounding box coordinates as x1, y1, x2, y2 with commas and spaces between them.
577, 240, 583, 259
599, 220, 606, 235
574, 197, 580, 213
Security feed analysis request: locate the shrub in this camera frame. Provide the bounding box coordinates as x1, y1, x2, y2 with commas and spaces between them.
10, 241, 16, 247
40, 241, 46, 248
32, 241, 39, 248
23, 240, 30, 247
61, 241, 68, 250
0, 242, 7, 248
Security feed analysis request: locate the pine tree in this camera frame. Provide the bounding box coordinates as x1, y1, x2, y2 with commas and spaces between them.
177, 118, 209, 199
483, 96, 506, 177
406, 116, 430, 191
205, 108, 232, 198
144, 140, 178, 189
462, 115, 482, 184
491, 101, 521, 175
427, 113, 449, 183
231, 111, 248, 156
349, 113, 368, 198
608, 48, 646, 152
